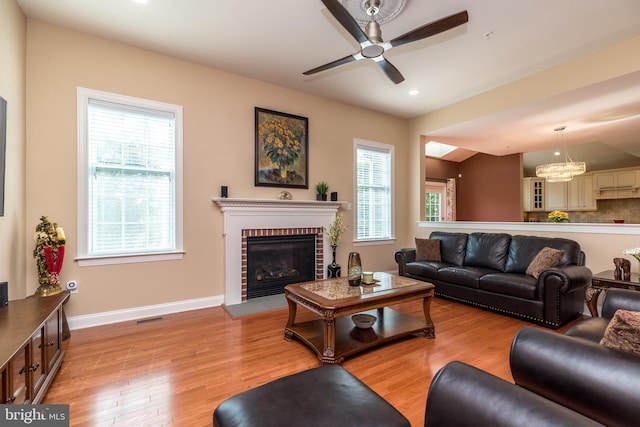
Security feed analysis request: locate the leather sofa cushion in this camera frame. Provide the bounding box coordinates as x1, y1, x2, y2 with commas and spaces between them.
505, 236, 582, 274
437, 266, 496, 289
429, 231, 468, 266
464, 233, 511, 271
479, 273, 537, 300
564, 317, 610, 343
405, 261, 445, 280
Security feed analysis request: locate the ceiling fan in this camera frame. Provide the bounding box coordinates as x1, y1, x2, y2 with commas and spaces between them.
304, 0, 468, 84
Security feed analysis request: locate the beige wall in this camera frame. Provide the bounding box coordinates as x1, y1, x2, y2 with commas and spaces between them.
0, 2, 27, 300
15, 13, 640, 320
24, 20, 408, 318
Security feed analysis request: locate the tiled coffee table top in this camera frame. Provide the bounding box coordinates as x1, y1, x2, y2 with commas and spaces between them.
299, 272, 420, 300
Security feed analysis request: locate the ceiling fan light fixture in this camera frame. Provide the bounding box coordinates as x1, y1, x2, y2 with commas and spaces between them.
361, 42, 384, 58
535, 126, 586, 182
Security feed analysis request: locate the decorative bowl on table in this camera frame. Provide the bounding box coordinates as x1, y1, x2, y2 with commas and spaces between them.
613, 219, 625, 224
351, 313, 377, 329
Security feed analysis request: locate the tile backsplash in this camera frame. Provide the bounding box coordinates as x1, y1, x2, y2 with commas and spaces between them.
525, 198, 640, 224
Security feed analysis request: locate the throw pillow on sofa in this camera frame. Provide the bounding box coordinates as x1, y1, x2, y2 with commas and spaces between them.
415, 238, 441, 262
600, 309, 640, 357
525, 247, 564, 279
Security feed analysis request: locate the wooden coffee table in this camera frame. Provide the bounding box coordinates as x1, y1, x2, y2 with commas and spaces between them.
284, 272, 435, 364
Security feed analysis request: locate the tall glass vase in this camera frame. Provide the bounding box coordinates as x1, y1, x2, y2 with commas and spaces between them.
347, 252, 362, 286
327, 245, 341, 278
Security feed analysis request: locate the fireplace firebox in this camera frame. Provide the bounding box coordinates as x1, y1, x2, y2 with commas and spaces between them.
246, 234, 316, 299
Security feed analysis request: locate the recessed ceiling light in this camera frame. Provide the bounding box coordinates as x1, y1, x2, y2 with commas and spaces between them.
408, 89, 420, 96
425, 141, 458, 158
133, 0, 148, 4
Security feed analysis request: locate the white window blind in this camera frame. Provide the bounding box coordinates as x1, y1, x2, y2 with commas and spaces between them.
355, 141, 393, 241
78, 88, 183, 265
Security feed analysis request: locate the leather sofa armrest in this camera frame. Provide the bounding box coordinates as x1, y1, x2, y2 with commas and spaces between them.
538, 265, 592, 294
511, 326, 640, 427
602, 288, 640, 318
424, 361, 602, 427
394, 248, 416, 276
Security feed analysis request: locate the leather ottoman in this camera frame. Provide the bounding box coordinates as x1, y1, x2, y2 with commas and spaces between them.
213, 365, 410, 427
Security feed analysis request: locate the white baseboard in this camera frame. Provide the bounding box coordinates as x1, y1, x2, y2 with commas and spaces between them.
67, 295, 225, 330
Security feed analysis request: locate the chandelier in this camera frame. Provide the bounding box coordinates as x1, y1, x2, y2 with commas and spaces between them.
535, 126, 586, 182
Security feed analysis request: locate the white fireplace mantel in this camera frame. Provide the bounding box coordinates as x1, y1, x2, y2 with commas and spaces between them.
213, 198, 345, 304
213, 197, 346, 211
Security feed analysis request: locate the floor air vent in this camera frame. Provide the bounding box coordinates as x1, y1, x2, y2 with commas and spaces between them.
136, 316, 164, 324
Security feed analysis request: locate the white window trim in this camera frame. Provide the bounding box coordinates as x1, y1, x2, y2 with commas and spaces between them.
76, 87, 184, 266
353, 138, 395, 245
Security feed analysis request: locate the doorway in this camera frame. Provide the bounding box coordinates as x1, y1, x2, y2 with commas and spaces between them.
426, 179, 457, 222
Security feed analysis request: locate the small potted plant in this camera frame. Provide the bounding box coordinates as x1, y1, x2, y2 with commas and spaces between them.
316, 181, 329, 201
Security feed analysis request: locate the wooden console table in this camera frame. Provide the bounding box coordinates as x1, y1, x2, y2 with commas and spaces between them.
585, 270, 640, 317
0, 291, 69, 404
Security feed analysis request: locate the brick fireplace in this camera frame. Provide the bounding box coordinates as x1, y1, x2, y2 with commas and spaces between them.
243, 227, 323, 299
214, 198, 342, 305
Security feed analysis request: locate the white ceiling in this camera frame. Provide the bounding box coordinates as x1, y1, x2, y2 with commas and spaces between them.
15, 0, 640, 170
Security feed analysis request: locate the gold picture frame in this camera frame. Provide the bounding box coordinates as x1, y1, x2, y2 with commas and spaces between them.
255, 107, 308, 188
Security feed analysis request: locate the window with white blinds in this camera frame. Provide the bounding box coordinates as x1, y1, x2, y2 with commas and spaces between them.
354, 139, 394, 242
77, 88, 183, 265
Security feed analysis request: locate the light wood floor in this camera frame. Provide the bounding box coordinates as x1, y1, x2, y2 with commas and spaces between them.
44, 297, 583, 426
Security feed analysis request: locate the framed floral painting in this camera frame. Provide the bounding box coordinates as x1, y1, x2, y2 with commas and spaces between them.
255, 107, 308, 188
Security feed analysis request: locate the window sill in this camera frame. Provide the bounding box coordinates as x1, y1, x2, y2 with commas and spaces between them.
77, 251, 185, 267
353, 238, 396, 246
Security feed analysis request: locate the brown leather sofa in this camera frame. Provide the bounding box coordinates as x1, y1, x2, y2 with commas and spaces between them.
425, 326, 640, 426
395, 231, 592, 328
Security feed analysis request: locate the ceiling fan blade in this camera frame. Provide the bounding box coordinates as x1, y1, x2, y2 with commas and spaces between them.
321, 0, 369, 44
375, 58, 405, 84
390, 10, 468, 48
303, 54, 357, 75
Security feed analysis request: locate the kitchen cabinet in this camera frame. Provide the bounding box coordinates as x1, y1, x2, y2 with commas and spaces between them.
594, 168, 640, 199
544, 174, 596, 212
545, 180, 567, 211
522, 177, 545, 212
567, 175, 596, 210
